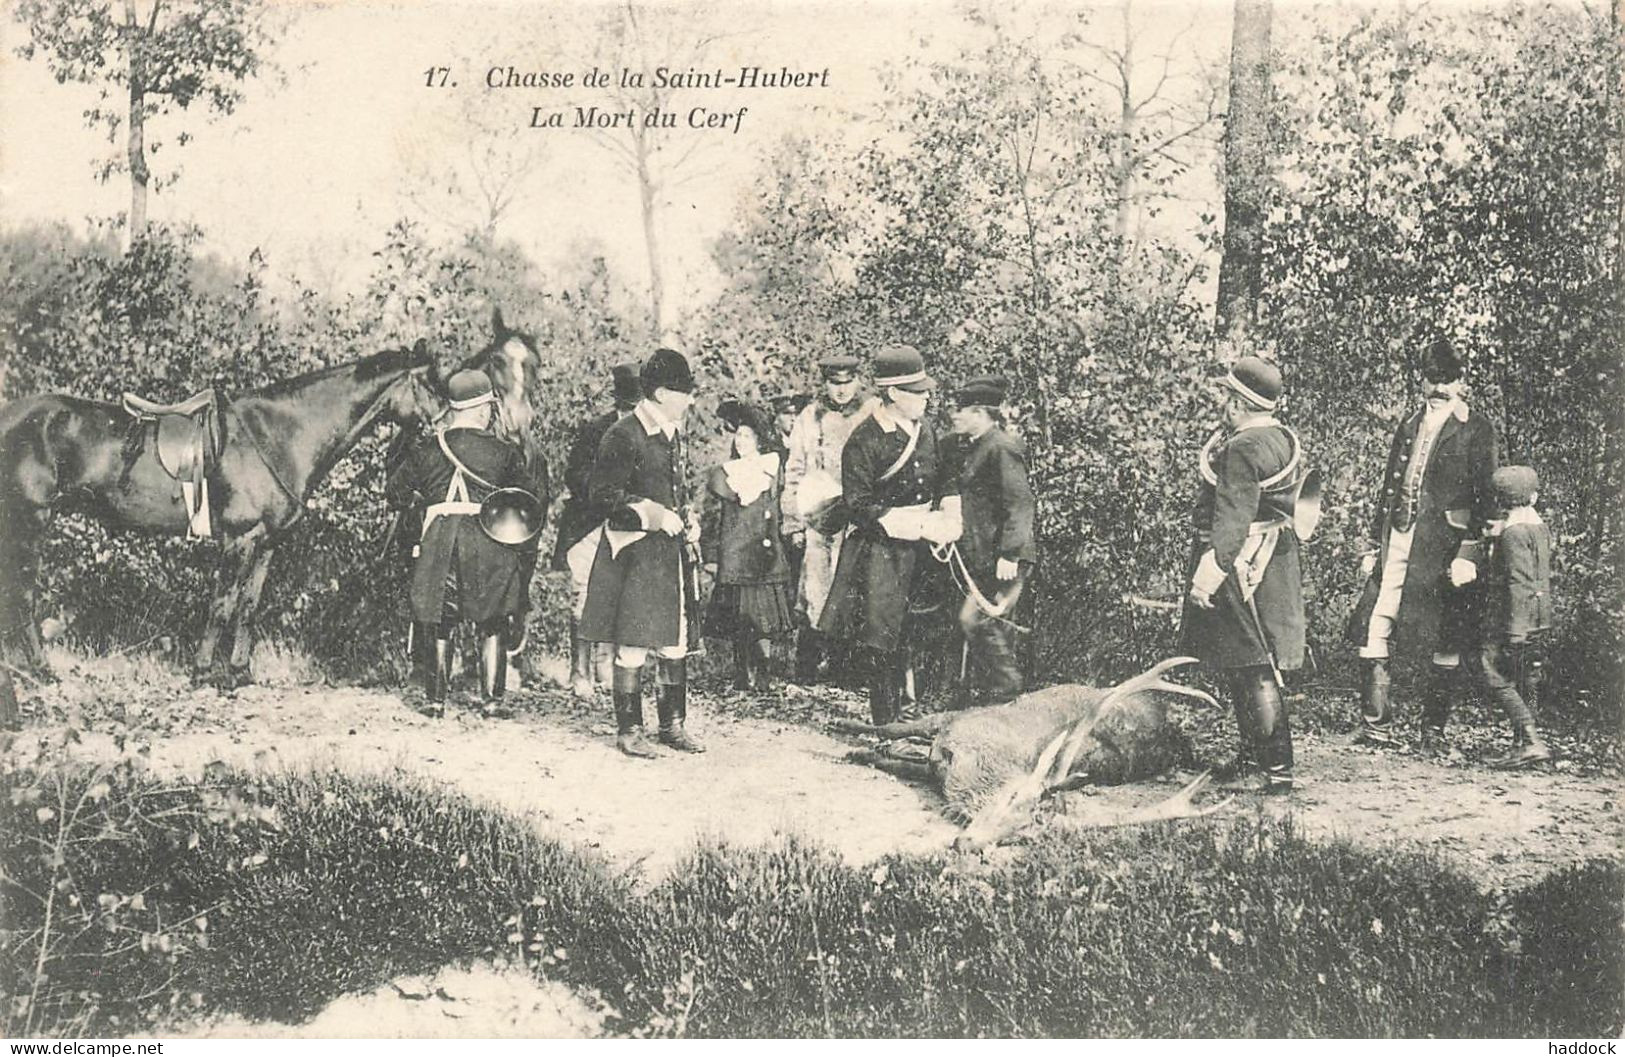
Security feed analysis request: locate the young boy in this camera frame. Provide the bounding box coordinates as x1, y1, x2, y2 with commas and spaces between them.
1476, 465, 1553, 769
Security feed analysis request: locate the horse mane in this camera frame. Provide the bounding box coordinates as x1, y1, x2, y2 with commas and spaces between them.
256, 345, 430, 398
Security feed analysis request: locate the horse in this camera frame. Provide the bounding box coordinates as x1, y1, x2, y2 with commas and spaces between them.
0, 344, 443, 687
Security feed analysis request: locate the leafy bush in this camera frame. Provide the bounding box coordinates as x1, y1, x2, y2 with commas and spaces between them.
4, 760, 1620, 1037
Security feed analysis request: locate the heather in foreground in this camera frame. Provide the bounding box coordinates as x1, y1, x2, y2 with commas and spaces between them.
3, 761, 1619, 1038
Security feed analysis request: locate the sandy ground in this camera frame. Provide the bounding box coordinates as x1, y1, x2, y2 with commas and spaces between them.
9, 651, 1622, 1036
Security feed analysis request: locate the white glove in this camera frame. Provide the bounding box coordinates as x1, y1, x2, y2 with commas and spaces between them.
1448, 557, 1478, 587
995, 557, 1020, 582
658, 508, 685, 537
1360, 552, 1378, 578
1188, 585, 1215, 610
920, 516, 959, 546
878, 507, 925, 541
684, 510, 702, 544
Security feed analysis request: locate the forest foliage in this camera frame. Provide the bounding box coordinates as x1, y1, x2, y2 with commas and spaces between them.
1, 1, 1619, 705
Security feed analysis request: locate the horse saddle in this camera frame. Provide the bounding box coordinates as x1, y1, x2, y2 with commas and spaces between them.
121, 387, 229, 537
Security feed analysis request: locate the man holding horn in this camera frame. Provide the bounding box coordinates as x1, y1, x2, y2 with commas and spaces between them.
1181, 355, 1308, 795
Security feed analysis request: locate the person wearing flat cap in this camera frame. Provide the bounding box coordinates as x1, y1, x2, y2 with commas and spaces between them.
819, 345, 957, 724
1346, 338, 1499, 752
1180, 355, 1308, 795
702, 400, 795, 692
552, 363, 642, 697
946, 375, 1037, 707
784, 352, 876, 683
386, 368, 541, 718
581, 347, 705, 757
1470, 465, 1553, 769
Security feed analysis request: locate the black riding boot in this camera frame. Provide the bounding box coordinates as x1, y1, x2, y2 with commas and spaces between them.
612, 664, 657, 758
657, 657, 704, 752
749, 638, 775, 692
1421, 663, 1460, 750
733, 632, 752, 691
418, 623, 452, 709
1357, 658, 1394, 746
868, 650, 898, 726
1216, 678, 1259, 781
478, 624, 510, 716
1246, 667, 1293, 794
569, 619, 594, 696
896, 662, 922, 724
794, 625, 823, 684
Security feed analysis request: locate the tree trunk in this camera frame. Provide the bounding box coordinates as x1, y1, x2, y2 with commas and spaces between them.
1111, 0, 1137, 279
124, 0, 150, 246
633, 125, 665, 342
1215, 0, 1273, 344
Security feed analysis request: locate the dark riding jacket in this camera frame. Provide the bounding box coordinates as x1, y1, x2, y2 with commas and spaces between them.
386, 427, 536, 625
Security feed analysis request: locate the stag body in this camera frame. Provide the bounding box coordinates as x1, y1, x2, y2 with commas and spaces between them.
0, 347, 438, 684
839, 658, 1226, 847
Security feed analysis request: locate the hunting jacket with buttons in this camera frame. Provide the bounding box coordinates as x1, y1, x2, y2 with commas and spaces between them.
817, 404, 950, 655
949, 427, 1037, 586
1347, 401, 1499, 655
385, 427, 535, 625
1482, 516, 1553, 646
579, 402, 691, 648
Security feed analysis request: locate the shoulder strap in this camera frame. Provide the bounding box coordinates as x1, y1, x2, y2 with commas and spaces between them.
436, 430, 498, 491
878, 424, 921, 483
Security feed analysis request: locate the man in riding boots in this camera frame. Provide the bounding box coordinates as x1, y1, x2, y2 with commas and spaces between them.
819, 345, 957, 725
552, 363, 641, 697
580, 348, 704, 758
1347, 338, 1498, 751
386, 369, 538, 718
947, 374, 1037, 708
1181, 356, 1306, 795
784, 354, 873, 683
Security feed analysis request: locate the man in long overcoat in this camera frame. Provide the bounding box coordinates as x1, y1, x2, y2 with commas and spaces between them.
1181, 356, 1307, 794
386, 369, 541, 716
946, 374, 1037, 707
1346, 339, 1498, 749
784, 354, 872, 682
819, 345, 956, 724
581, 348, 703, 757
552, 363, 640, 696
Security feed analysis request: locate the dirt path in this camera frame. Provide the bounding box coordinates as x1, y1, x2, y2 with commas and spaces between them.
12, 653, 1619, 891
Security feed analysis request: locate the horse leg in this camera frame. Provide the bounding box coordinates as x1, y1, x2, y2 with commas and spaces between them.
0, 509, 52, 681
196, 534, 248, 678
226, 532, 275, 681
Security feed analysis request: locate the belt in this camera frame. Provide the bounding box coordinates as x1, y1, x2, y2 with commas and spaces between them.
1195, 516, 1291, 544
422, 500, 482, 536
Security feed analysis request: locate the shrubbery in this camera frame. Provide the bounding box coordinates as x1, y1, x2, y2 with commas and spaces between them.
4, 761, 1620, 1037
0, 5, 1618, 719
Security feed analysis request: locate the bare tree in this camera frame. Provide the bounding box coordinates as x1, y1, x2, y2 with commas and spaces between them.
583, 1, 730, 340
1068, 0, 1224, 276
1215, 0, 1274, 342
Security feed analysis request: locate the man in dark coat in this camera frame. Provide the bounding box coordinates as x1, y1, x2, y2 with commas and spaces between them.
946, 375, 1037, 707
819, 345, 955, 724
552, 364, 641, 697
1346, 339, 1499, 749
386, 369, 542, 717
1180, 356, 1307, 794
581, 348, 703, 757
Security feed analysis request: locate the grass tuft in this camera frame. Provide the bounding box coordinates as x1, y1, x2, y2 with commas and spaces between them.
2, 760, 1619, 1038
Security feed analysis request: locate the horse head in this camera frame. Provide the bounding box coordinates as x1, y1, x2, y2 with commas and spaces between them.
372, 340, 444, 430
467, 307, 544, 461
